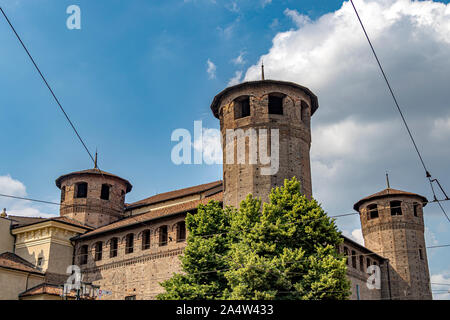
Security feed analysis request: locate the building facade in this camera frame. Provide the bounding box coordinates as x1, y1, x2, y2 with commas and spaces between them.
0, 80, 432, 300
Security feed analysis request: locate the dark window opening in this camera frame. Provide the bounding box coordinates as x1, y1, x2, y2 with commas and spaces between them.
234, 96, 250, 119
344, 247, 349, 266
37, 257, 43, 267
159, 226, 168, 246
419, 248, 424, 260
390, 200, 403, 216
80, 245, 88, 265
125, 233, 134, 254
413, 203, 419, 217
367, 258, 371, 268
359, 255, 364, 271
94, 242, 103, 261
142, 230, 151, 250
76, 182, 88, 199
268, 95, 283, 115
110, 238, 118, 258
125, 295, 136, 300
367, 204, 379, 219
351, 250, 357, 269
101, 184, 110, 201
61, 186, 66, 203
301, 101, 309, 123
177, 221, 186, 242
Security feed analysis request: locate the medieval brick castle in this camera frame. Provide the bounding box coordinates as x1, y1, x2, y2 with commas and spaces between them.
0, 80, 432, 300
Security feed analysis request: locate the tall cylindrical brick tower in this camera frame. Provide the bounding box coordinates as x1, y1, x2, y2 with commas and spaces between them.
354, 188, 432, 300
210, 80, 319, 208
55, 167, 132, 228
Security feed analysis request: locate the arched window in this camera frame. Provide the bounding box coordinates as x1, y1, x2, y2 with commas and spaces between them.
176, 221, 186, 242
367, 204, 379, 219
101, 184, 110, 201
234, 96, 250, 119
125, 233, 134, 254
142, 230, 151, 250
159, 226, 168, 246
80, 245, 88, 265
344, 247, 349, 266
390, 200, 402, 216
359, 255, 364, 271
351, 250, 357, 268
268, 94, 283, 115
110, 238, 118, 258
61, 186, 66, 203
94, 242, 103, 261
75, 182, 88, 199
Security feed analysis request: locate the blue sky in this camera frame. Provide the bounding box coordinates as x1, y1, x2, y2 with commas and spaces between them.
1, 0, 450, 298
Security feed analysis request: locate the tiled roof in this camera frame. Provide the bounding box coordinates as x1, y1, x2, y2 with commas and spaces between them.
0, 252, 44, 275
126, 180, 223, 209
55, 168, 133, 193
77, 191, 223, 239
9, 215, 47, 227
353, 188, 428, 211
11, 215, 94, 231
19, 282, 74, 298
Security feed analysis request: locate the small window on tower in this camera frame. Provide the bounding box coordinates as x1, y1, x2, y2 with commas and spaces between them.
268, 95, 283, 115
390, 200, 402, 216
234, 96, 250, 119
61, 186, 66, 202
301, 101, 309, 123
419, 248, 424, 260
101, 184, 110, 201
76, 182, 88, 199
413, 203, 419, 217
367, 204, 379, 219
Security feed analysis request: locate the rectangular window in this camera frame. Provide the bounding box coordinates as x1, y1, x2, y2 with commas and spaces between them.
159, 226, 168, 246
110, 238, 118, 258
390, 200, 402, 216
368, 204, 379, 219
125, 295, 136, 300
76, 182, 88, 199
101, 184, 110, 201
234, 97, 250, 119
177, 221, 186, 242
419, 248, 424, 260
356, 284, 360, 301
142, 230, 150, 250
413, 203, 419, 217
359, 255, 364, 271
125, 234, 134, 254
351, 250, 357, 269
268, 95, 283, 115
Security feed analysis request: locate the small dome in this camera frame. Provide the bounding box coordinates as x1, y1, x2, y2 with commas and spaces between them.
353, 188, 428, 211
55, 168, 132, 193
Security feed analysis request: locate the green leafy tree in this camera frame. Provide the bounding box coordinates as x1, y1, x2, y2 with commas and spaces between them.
157, 177, 350, 300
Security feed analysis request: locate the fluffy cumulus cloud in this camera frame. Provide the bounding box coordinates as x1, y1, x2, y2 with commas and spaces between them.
343, 228, 364, 245
228, 70, 243, 86
206, 59, 217, 79
244, 0, 450, 222
0, 175, 56, 218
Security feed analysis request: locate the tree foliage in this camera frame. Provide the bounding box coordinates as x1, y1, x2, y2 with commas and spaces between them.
157, 177, 350, 300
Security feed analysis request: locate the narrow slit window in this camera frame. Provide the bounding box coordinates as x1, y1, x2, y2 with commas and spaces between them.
80, 245, 88, 265
61, 186, 66, 203
419, 248, 424, 260
413, 203, 419, 217
344, 247, 349, 266
125, 233, 134, 254
352, 250, 357, 269
268, 95, 283, 115
94, 242, 103, 261
301, 101, 309, 123
177, 221, 186, 242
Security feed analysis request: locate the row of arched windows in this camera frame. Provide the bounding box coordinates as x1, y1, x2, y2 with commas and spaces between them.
342, 246, 377, 272
233, 94, 309, 123
79, 221, 186, 265
366, 201, 421, 220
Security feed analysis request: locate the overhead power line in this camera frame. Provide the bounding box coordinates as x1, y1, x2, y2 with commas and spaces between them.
349, 0, 450, 223
0, 7, 96, 166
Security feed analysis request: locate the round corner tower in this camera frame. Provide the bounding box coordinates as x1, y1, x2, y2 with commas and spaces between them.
55, 167, 132, 228
354, 188, 432, 300
210, 80, 318, 208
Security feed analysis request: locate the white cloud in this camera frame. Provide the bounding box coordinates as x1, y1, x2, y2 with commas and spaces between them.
0, 175, 56, 218
284, 8, 311, 27
228, 70, 243, 86
425, 227, 439, 246
343, 228, 364, 245
206, 59, 217, 79
261, 0, 272, 8
431, 271, 450, 300
232, 52, 246, 65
